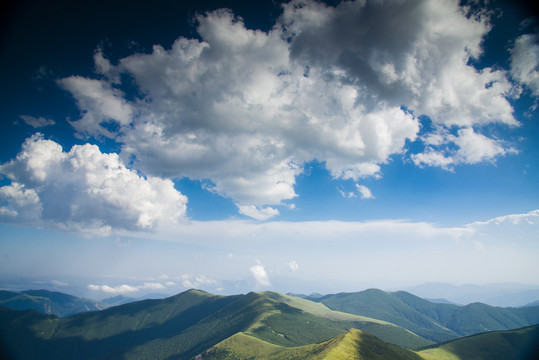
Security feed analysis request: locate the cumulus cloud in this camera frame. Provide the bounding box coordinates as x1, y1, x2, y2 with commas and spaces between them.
412, 127, 517, 168
58, 76, 133, 138
55, 0, 521, 219
19, 115, 55, 128
0, 134, 187, 234
249, 261, 271, 287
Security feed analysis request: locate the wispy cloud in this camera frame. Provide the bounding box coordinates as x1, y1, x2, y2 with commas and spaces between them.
88, 282, 167, 295
288, 260, 299, 272
180, 274, 216, 289
19, 115, 55, 128
510, 33, 539, 97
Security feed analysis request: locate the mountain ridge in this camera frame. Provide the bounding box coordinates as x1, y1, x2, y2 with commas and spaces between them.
306, 288, 539, 343
0, 289, 429, 359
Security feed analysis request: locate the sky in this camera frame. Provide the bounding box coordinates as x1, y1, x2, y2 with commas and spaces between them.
0, 0, 538, 300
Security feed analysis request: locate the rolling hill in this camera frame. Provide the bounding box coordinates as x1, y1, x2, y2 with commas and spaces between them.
0, 289, 429, 360
198, 328, 424, 360
198, 325, 539, 360
417, 324, 539, 360
0, 289, 106, 317
308, 289, 539, 343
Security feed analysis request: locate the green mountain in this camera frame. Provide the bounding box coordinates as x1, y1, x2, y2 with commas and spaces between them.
101, 294, 136, 307
311, 289, 539, 343
0, 289, 106, 317
199, 325, 539, 360
198, 328, 424, 360
0, 289, 430, 360
417, 324, 539, 360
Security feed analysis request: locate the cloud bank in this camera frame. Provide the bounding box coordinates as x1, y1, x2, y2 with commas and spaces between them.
0, 134, 187, 234
15, 0, 533, 220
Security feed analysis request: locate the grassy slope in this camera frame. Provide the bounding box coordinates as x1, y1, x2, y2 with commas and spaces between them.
257, 291, 431, 349
261, 291, 393, 324
417, 324, 539, 360
198, 328, 425, 360
317, 289, 539, 343
1, 290, 242, 360
0, 290, 431, 360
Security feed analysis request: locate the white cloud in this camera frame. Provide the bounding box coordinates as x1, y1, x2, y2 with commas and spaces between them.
0, 182, 42, 222
510, 33, 539, 97
19, 115, 55, 128
412, 127, 516, 168
50, 280, 69, 287
356, 184, 374, 199
288, 260, 299, 272
58, 76, 133, 138
93, 48, 120, 84
88, 282, 167, 294
453, 128, 516, 164
249, 262, 271, 287
54, 1, 519, 219
469, 209, 539, 228
237, 204, 280, 221
411, 148, 455, 169
0, 134, 187, 234
139, 282, 166, 290
180, 274, 216, 289
88, 284, 140, 294
338, 187, 356, 198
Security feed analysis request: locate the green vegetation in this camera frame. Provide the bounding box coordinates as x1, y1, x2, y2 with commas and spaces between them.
0, 289, 429, 360
198, 328, 425, 360
1, 289, 537, 360
261, 291, 393, 324
313, 289, 539, 343
0, 289, 106, 317
417, 325, 539, 360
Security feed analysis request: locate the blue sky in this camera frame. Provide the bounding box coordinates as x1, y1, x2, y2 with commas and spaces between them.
1, 0, 538, 299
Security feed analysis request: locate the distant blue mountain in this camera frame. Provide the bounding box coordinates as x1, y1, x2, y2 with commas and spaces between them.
0, 289, 106, 317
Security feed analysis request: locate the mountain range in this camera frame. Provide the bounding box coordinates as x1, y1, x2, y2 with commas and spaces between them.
305, 288, 539, 343
402, 282, 539, 307
0, 288, 538, 359
0, 289, 106, 317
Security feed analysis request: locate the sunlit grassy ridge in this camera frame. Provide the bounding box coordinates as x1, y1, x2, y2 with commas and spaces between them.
199, 325, 539, 360
417, 324, 539, 360
198, 329, 424, 360
261, 291, 393, 324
